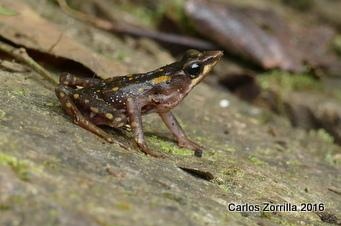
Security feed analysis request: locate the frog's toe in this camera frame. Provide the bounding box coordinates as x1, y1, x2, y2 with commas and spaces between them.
151, 151, 166, 158
106, 137, 114, 143
178, 139, 203, 157
136, 142, 164, 158
143, 148, 165, 158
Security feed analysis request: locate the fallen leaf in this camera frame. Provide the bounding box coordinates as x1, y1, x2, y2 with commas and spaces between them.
0, 0, 127, 79
185, 0, 296, 71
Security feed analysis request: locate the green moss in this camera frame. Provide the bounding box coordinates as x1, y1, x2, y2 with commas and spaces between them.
310, 129, 334, 144
223, 166, 244, 178
126, 6, 155, 27
333, 35, 341, 56
11, 89, 26, 97
113, 50, 128, 62
271, 215, 303, 226
258, 71, 321, 93
0, 152, 32, 181
325, 151, 337, 166
0, 195, 24, 211
217, 184, 230, 193
162, 192, 185, 204
0, 5, 17, 16
248, 155, 266, 166
0, 109, 6, 120
164, 0, 197, 35
115, 202, 131, 211
0, 203, 10, 211
148, 135, 193, 156
121, 0, 196, 35
117, 2, 166, 28
257, 71, 323, 115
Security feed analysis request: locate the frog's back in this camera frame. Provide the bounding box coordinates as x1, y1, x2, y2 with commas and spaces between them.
101, 66, 175, 93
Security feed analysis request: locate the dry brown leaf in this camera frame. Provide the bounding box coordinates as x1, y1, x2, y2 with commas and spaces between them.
0, 0, 127, 79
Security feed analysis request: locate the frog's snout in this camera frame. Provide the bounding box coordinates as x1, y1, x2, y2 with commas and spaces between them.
207, 50, 224, 60
202, 50, 224, 65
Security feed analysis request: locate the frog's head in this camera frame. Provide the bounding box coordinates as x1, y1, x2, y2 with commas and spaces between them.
150, 49, 222, 99
147, 49, 222, 112
179, 49, 223, 89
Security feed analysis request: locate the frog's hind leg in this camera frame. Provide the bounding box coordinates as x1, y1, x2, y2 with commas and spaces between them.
55, 84, 119, 145
60, 72, 103, 88
73, 92, 128, 128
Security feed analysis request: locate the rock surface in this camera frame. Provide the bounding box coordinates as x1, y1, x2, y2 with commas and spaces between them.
0, 69, 340, 225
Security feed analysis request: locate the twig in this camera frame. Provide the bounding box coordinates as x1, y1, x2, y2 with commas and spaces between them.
0, 59, 30, 73
0, 40, 58, 85
328, 187, 341, 196
56, 0, 217, 50
48, 32, 63, 53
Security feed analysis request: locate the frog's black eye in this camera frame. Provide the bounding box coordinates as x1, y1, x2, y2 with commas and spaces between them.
184, 62, 203, 78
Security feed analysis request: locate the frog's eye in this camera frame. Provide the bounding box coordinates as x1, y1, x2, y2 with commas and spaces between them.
184, 62, 203, 78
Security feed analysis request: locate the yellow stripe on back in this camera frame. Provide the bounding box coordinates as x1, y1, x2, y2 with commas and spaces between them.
151, 75, 171, 85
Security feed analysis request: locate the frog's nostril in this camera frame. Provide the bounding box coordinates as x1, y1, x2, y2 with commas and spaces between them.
211, 50, 224, 59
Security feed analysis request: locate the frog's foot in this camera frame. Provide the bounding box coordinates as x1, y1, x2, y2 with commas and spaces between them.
158, 111, 203, 157
178, 138, 203, 157
136, 142, 165, 158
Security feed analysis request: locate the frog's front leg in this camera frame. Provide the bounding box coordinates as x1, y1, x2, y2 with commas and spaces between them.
159, 112, 203, 157
55, 84, 116, 143
126, 98, 162, 157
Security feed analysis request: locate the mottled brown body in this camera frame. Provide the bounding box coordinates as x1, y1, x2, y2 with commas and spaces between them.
55, 49, 223, 157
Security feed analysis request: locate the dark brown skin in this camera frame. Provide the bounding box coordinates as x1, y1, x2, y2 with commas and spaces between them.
55, 49, 223, 157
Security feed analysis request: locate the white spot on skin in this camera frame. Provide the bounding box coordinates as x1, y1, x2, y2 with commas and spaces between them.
84, 99, 90, 104
73, 93, 80, 99
90, 112, 96, 118
90, 107, 99, 113
115, 117, 122, 122
219, 99, 230, 108
59, 92, 65, 98
117, 123, 125, 127
105, 113, 113, 120
66, 102, 72, 108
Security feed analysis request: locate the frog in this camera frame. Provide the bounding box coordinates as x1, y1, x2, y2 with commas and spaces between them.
55, 49, 223, 157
